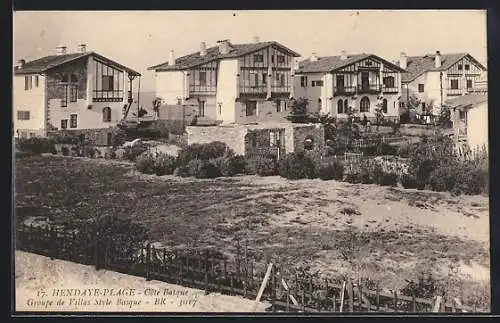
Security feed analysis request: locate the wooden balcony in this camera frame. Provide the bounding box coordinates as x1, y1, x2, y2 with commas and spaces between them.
357, 84, 381, 94
382, 87, 399, 94
189, 85, 217, 95
447, 88, 464, 96
239, 85, 267, 94
334, 86, 356, 96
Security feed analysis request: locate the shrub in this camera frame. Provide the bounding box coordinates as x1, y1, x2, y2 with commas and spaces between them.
82, 146, 97, 158
316, 159, 344, 180
401, 174, 418, 189
61, 146, 70, 156
104, 148, 116, 159
177, 141, 233, 167
153, 153, 176, 176
17, 137, 56, 155
173, 166, 190, 178
135, 152, 155, 174
124, 144, 149, 162
245, 154, 278, 176
427, 160, 488, 195
379, 171, 399, 186
278, 152, 316, 180
397, 142, 413, 158
211, 156, 245, 177
187, 159, 221, 179
343, 166, 361, 184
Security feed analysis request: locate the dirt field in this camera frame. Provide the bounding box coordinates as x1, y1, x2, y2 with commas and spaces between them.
15, 251, 269, 312
14, 155, 490, 309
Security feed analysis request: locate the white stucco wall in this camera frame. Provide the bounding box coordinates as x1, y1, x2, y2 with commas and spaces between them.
155, 71, 186, 105
216, 59, 240, 123
13, 74, 46, 136
467, 101, 488, 151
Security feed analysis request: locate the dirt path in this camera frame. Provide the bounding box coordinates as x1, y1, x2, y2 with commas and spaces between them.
15, 251, 270, 312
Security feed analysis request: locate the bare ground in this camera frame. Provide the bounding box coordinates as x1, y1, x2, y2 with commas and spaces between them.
14, 155, 491, 309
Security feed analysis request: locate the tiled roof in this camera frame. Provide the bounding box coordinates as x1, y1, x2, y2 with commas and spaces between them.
296, 54, 406, 74
14, 52, 141, 76
401, 53, 486, 83
444, 93, 488, 109
148, 41, 301, 71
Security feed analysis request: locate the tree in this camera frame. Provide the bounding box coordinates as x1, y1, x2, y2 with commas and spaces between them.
286, 97, 310, 123
437, 106, 453, 129
374, 101, 385, 131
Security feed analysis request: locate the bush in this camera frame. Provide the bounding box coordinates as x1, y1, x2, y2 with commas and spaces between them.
17, 137, 56, 155
211, 155, 246, 177
245, 154, 278, 176
135, 153, 155, 174
82, 146, 97, 158
104, 148, 116, 159
173, 166, 190, 178
124, 144, 149, 162
397, 142, 413, 158
343, 166, 361, 184
379, 171, 399, 186
177, 141, 233, 167
187, 159, 221, 179
153, 153, 176, 176
316, 159, 344, 180
61, 146, 70, 156
427, 160, 488, 195
278, 152, 316, 180
401, 174, 418, 189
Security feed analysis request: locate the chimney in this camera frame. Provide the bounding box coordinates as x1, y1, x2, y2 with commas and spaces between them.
168, 50, 175, 66
56, 45, 67, 55
200, 42, 207, 56
217, 40, 231, 55
340, 50, 347, 60
310, 52, 318, 62
15, 59, 26, 70
77, 43, 87, 53
253, 36, 260, 43
399, 52, 407, 69
435, 50, 442, 68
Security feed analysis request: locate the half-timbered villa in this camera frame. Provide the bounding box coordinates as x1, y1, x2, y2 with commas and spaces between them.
13, 44, 141, 140
148, 37, 301, 124
400, 51, 487, 116
294, 51, 406, 121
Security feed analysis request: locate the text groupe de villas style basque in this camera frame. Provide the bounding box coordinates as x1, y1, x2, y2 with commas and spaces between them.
50, 288, 189, 297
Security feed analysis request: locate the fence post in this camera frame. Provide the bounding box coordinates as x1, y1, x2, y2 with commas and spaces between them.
332, 294, 336, 312
412, 293, 417, 312
347, 280, 354, 312
376, 287, 380, 311
230, 274, 234, 296
393, 290, 398, 313
359, 282, 363, 312
286, 288, 290, 311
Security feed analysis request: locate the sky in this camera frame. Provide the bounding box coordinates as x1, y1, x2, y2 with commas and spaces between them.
13, 10, 487, 92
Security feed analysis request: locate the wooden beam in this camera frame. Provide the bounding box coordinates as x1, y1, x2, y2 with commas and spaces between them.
281, 278, 299, 306
252, 263, 273, 312
339, 281, 346, 312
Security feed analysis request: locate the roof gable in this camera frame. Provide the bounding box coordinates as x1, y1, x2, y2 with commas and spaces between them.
296, 54, 406, 74
401, 53, 486, 83
148, 41, 301, 71
14, 52, 141, 76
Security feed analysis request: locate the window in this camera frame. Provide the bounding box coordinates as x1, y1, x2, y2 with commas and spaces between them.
465, 64, 470, 71
344, 99, 348, 112
253, 54, 264, 63
336, 75, 345, 88
70, 85, 78, 102
254, 73, 259, 87
271, 55, 275, 64
337, 99, 344, 114
34, 75, 39, 87
24, 76, 32, 90
399, 102, 406, 108
466, 79, 473, 88
70, 114, 78, 128
382, 99, 388, 113
458, 64, 463, 70
246, 101, 257, 116
280, 100, 287, 112
61, 74, 69, 82
262, 73, 267, 85
360, 96, 370, 113
199, 72, 207, 86
102, 107, 112, 122
102, 75, 114, 91
177, 98, 182, 105
198, 100, 205, 117
304, 136, 314, 150
383, 76, 395, 88
450, 79, 459, 89
312, 80, 324, 87
17, 111, 30, 120
60, 119, 68, 129
276, 55, 285, 64
300, 76, 307, 87
277, 73, 285, 86
61, 85, 68, 107
70, 74, 78, 83
270, 132, 279, 147
365, 60, 373, 66
317, 98, 322, 110
418, 84, 425, 93
218, 103, 222, 115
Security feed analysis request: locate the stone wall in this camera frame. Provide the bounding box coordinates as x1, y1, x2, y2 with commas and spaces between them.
186, 125, 248, 155
49, 127, 122, 146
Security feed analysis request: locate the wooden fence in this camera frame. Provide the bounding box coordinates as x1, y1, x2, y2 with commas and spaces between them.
15, 224, 485, 313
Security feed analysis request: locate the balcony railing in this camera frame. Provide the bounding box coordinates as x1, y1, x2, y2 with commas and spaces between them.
334, 86, 356, 95
447, 88, 464, 96
357, 84, 382, 94
189, 85, 217, 94
239, 85, 267, 94
382, 86, 399, 93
